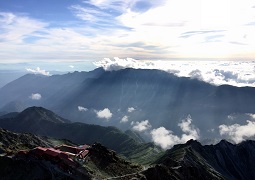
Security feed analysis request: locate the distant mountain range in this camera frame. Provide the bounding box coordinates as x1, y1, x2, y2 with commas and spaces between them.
1, 68, 255, 139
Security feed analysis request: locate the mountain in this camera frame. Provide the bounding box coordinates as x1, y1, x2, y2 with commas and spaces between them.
0, 70, 26, 89
0, 68, 104, 112
1, 117, 255, 179
0, 128, 141, 179
141, 139, 255, 180
1, 68, 255, 139
0, 106, 162, 164
0, 128, 51, 153
125, 129, 146, 143
84, 142, 142, 178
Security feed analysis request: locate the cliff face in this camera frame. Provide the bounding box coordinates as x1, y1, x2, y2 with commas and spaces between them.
143, 139, 255, 180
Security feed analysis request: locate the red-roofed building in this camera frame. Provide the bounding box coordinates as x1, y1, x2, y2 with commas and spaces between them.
21, 144, 89, 170
45, 148, 62, 157
30, 147, 47, 157
55, 144, 88, 154
78, 150, 89, 159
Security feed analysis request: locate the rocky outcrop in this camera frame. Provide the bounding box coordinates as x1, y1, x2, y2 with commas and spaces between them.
87, 143, 142, 177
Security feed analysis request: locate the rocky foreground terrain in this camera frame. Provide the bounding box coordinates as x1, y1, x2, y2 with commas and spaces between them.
1, 127, 255, 179
0, 128, 142, 179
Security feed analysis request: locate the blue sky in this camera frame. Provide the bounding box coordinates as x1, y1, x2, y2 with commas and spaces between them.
1, 0, 255, 64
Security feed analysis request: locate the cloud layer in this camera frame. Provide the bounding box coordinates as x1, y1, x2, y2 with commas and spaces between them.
151, 115, 199, 149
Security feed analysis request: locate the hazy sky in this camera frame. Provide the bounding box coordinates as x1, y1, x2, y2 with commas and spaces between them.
1, 0, 255, 63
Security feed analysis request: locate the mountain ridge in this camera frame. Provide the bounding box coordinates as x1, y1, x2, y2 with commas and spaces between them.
1, 68, 255, 140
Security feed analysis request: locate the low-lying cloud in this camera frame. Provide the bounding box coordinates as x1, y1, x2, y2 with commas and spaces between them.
132, 120, 151, 132
96, 108, 112, 120
78, 106, 88, 112
94, 58, 255, 87
127, 107, 135, 113
94, 57, 156, 71
120, 115, 129, 123
151, 115, 199, 149
29, 93, 42, 100
26, 67, 50, 76
219, 120, 255, 143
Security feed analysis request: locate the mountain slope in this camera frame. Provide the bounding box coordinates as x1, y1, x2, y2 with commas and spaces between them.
0, 128, 51, 153
0, 106, 162, 164
0, 68, 104, 112
143, 139, 255, 180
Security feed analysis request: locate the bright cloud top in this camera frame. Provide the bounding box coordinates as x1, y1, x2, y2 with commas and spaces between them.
95, 58, 255, 87
151, 115, 199, 149
96, 108, 113, 120
26, 67, 50, 76
132, 120, 151, 132
29, 93, 42, 100
1, 0, 255, 62
78, 106, 88, 112
219, 120, 255, 143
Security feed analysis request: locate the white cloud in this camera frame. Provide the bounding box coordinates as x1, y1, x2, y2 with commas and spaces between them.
120, 115, 129, 123
219, 120, 255, 143
69, 65, 74, 69
150, 115, 199, 149
26, 67, 50, 76
96, 108, 112, 120
70, 4, 113, 22
1, 0, 255, 64
132, 120, 151, 132
94, 57, 141, 71
2, 0, 255, 63
116, 0, 255, 59
78, 106, 88, 112
178, 115, 200, 142
29, 93, 42, 100
151, 127, 181, 149
0, 12, 47, 42
127, 107, 135, 113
